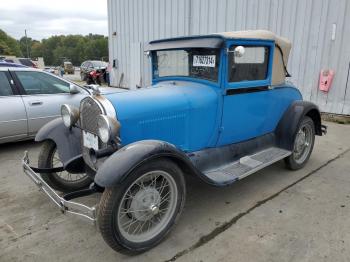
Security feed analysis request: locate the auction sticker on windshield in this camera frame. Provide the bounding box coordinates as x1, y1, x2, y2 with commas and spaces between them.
193, 55, 216, 67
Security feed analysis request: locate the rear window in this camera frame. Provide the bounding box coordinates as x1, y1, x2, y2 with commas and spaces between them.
92, 61, 107, 67
18, 58, 34, 67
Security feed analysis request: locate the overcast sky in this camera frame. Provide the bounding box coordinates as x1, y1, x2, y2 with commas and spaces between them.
0, 0, 108, 40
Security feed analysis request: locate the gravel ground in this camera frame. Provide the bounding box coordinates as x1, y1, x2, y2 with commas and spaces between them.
0, 121, 349, 262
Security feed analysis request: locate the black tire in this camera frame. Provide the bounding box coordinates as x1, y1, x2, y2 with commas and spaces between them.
38, 140, 93, 192
98, 159, 186, 254
86, 77, 94, 85
285, 116, 315, 170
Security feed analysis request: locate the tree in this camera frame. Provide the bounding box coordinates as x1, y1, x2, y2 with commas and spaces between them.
19, 36, 33, 57
0, 29, 108, 66
0, 29, 22, 56
31, 42, 43, 58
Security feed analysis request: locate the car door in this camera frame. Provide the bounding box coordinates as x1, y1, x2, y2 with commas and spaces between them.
13, 70, 88, 135
0, 71, 28, 143
217, 40, 275, 146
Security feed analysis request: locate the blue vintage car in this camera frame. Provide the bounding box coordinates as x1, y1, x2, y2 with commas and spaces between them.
23, 30, 326, 254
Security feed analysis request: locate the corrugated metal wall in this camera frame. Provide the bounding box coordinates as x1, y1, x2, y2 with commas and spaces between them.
108, 0, 350, 115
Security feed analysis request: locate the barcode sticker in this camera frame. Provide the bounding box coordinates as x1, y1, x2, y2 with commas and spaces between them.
193, 55, 216, 67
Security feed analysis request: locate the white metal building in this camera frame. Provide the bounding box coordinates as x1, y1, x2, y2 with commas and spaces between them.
107, 0, 350, 115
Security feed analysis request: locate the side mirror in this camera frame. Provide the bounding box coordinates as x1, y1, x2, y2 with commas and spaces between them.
69, 84, 80, 94
234, 46, 245, 57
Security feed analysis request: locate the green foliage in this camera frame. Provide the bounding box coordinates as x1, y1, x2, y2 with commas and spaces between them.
0, 29, 22, 56
39, 34, 109, 66
1, 29, 108, 66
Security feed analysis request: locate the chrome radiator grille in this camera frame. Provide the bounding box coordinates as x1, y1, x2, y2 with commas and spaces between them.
79, 97, 102, 134
79, 97, 107, 171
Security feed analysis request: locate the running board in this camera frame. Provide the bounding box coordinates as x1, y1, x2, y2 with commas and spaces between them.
203, 147, 291, 185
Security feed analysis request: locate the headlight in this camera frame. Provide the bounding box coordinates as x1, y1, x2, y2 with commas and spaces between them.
97, 114, 121, 143
61, 104, 79, 128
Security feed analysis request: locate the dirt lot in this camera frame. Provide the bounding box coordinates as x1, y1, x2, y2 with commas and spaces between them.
1, 121, 350, 262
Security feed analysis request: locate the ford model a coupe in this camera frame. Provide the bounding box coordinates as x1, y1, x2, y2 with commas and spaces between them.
23, 30, 326, 253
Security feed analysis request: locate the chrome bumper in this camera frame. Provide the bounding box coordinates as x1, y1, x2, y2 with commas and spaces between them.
22, 151, 97, 223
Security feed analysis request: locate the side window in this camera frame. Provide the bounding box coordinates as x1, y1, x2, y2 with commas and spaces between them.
16, 71, 70, 95
228, 46, 269, 83
0, 72, 13, 96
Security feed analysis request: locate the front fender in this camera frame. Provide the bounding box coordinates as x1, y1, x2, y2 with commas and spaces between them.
94, 140, 200, 187
275, 100, 322, 150
35, 118, 82, 167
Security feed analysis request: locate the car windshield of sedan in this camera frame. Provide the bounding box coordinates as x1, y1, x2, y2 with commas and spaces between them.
152, 48, 220, 82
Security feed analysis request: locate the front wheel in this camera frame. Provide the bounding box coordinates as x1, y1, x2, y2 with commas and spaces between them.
38, 140, 93, 192
98, 159, 186, 254
285, 116, 315, 170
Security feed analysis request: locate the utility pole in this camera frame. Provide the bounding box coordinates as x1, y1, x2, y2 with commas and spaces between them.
24, 29, 30, 58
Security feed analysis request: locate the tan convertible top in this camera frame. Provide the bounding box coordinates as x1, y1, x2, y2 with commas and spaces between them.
216, 30, 291, 85
148, 30, 291, 85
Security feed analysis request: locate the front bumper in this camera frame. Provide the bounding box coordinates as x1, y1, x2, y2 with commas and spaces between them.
22, 151, 97, 223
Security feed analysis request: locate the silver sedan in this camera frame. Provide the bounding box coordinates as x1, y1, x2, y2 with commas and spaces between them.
0, 67, 90, 143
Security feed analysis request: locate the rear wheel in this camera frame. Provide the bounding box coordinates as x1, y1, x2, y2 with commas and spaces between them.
285, 116, 315, 170
38, 140, 93, 192
98, 159, 186, 254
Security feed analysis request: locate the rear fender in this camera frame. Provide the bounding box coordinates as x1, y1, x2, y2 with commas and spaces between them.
275, 100, 322, 150
35, 118, 82, 168
94, 140, 203, 187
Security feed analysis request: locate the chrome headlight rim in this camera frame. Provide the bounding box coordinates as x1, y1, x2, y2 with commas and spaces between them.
61, 104, 79, 128
97, 114, 121, 143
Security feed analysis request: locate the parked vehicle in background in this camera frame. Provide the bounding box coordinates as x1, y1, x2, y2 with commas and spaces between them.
80, 60, 107, 81
86, 69, 103, 85
63, 61, 74, 74
22, 30, 327, 254
0, 67, 89, 144
43, 67, 55, 74
4, 57, 38, 68
0, 61, 27, 68
32, 57, 45, 69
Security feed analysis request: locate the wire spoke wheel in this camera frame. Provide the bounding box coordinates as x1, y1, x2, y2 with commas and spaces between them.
117, 170, 177, 243
38, 140, 92, 192
285, 116, 315, 170
98, 159, 186, 254
293, 123, 313, 164
51, 148, 86, 182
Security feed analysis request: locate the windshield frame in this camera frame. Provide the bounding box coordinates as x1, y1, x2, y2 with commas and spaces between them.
151, 47, 224, 87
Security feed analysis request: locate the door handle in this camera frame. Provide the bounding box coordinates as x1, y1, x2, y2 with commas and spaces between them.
30, 101, 43, 106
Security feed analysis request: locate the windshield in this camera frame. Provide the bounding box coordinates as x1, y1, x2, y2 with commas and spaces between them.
152, 48, 221, 82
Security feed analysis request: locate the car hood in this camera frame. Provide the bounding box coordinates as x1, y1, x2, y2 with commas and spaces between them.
103, 81, 219, 151
83, 86, 128, 95
99, 87, 128, 95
